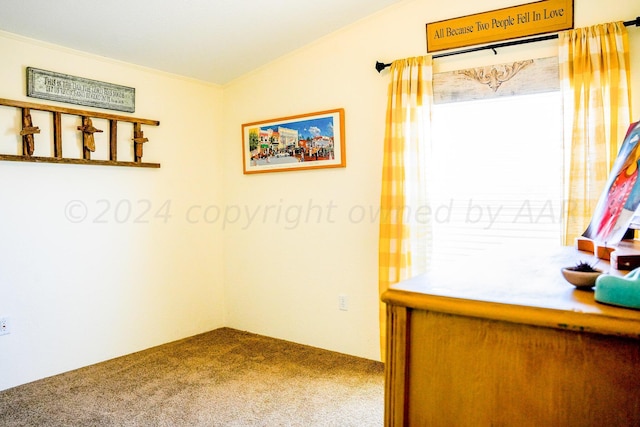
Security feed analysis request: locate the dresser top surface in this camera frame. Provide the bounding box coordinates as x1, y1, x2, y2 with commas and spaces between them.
384, 246, 640, 337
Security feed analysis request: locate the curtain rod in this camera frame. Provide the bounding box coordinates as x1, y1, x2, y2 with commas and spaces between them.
375, 16, 640, 73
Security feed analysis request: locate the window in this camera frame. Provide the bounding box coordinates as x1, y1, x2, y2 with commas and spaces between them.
429, 90, 563, 264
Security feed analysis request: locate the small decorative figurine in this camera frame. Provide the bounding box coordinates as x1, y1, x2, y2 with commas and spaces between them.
595, 267, 640, 309
77, 117, 103, 159
20, 108, 40, 156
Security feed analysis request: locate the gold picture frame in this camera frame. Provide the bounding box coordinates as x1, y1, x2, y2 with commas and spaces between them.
242, 108, 345, 174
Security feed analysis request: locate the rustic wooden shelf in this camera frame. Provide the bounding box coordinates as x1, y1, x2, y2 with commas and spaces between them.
0, 97, 160, 168
0, 154, 160, 168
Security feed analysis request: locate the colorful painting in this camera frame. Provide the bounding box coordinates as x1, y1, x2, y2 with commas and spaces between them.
583, 120, 640, 245
242, 109, 345, 174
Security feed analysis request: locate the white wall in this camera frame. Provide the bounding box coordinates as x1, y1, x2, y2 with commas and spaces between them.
0, 33, 226, 390
221, 0, 640, 361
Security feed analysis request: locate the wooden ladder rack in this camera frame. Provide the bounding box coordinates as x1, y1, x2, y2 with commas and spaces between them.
0, 98, 160, 168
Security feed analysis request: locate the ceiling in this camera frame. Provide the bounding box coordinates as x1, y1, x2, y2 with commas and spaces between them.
0, 0, 404, 85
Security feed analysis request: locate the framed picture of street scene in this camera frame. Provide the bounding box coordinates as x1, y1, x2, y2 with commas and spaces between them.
242, 108, 345, 174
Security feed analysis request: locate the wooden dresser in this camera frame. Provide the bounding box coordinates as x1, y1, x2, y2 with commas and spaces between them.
381, 247, 640, 426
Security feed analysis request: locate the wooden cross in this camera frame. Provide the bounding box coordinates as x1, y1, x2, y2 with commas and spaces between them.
77, 117, 103, 159
133, 123, 149, 162
20, 108, 40, 156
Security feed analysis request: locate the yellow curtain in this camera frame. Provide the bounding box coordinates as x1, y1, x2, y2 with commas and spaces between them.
559, 22, 631, 245
378, 56, 432, 361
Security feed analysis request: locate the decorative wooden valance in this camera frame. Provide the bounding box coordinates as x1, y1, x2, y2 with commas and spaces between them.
433, 56, 559, 104
0, 97, 160, 168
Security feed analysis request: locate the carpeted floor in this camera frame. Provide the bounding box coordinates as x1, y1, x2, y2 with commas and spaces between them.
0, 328, 384, 426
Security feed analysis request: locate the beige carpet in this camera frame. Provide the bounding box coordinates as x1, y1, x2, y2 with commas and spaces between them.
0, 328, 384, 426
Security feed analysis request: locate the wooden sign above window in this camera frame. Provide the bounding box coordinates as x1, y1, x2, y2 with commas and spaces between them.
426, 0, 573, 53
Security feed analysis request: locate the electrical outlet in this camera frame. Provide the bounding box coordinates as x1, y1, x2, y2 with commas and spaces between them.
0, 317, 10, 336
338, 295, 348, 311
